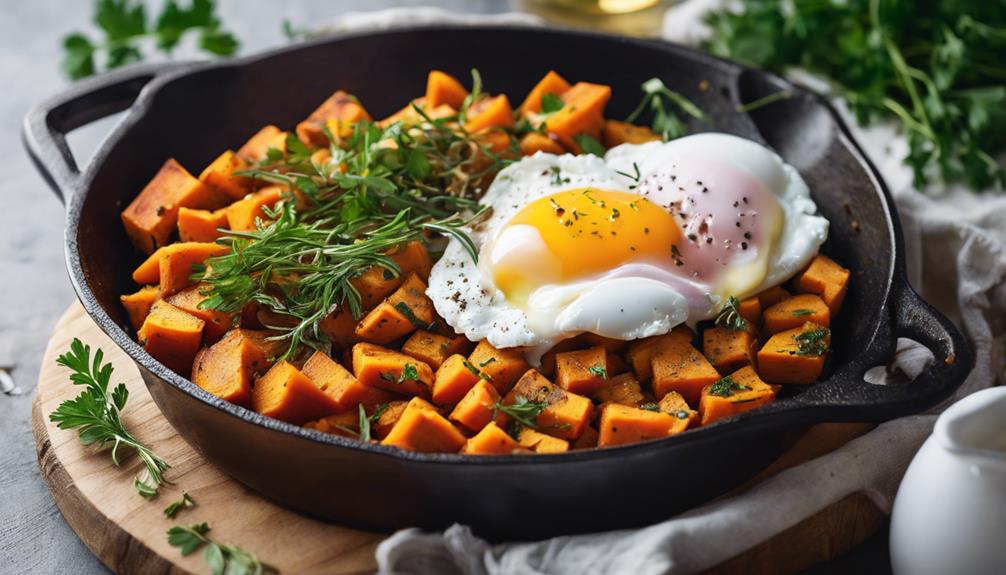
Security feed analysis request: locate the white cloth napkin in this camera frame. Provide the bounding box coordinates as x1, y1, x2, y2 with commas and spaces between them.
313, 6, 1006, 574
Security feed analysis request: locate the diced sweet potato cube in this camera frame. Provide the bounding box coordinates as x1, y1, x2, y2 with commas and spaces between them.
592, 372, 645, 408
657, 391, 698, 428
651, 340, 722, 404
226, 185, 286, 232
296, 90, 371, 147
159, 243, 229, 297
431, 354, 482, 405
626, 325, 695, 382
372, 400, 410, 439
302, 350, 396, 413
500, 370, 592, 440
236, 125, 286, 164
137, 300, 205, 375
757, 322, 830, 385
352, 342, 433, 398
572, 425, 599, 449
555, 346, 609, 395
538, 338, 580, 378
576, 333, 628, 353
517, 428, 569, 453
350, 241, 432, 309
381, 397, 466, 452
794, 254, 850, 315
602, 120, 661, 147
425, 70, 469, 109
319, 307, 359, 350
120, 285, 159, 331
198, 150, 253, 200
738, 296, 762, 326
401, 330, 472, 370
464, 94, 515, 133
191, 328, 276, 407
702, 326, 758, 374
468, 341, 531, 396
763, 294, 830, 334
757, 285, 791, 309
607, 352, 629, 376
177, 207, 229, 243
545, 82, 611, 151
304, 411, 359, 438
598, 403, 688, 447
165, 284, 234, 342
121, 158, 227, 254
449, 379, 501, 432
519, 70, 572, 114
519, 132, 565, 155
252, 361, 342, 424
699, 366, 776, 426
474, 128, 515, 156
462, 421, 522, 455
355, 273, 435, 344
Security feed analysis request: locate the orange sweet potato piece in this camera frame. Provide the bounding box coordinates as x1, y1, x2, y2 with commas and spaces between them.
657, 390, 698, 428
757, 322, 831, 385
597, 403, 688, 447
517, 427, 569, 453
538, 338, 580, 379
158, 242, 229, 297
576, 333, 629, 353
296, 90, 372, 147
252, 361, 342, 424
131, 241, 225, 286
702, 326, 758, 374
137, 300, 205, 375
302, 350, 397, 413
191, 328, 276, 407
738, 296, 762, 326
467, 340, 531, 395
372, 400, 410, 440
602, 120, 661, 147
592, 372, 645, 408
121, 158, 227, 254
794, 254, 850, 315
572, 425, 599, 449
519, 132, 565, 156
381, 397, 466, 453
350, 241, 432, 309
474, 128, 515, 156
198, 150, 253, 200
757, 285, 791, 309
352, 342, 433, 398
699, 366, 776, 426
607, 352, 629, 376
499, 369, 592, 440
165, 284, 234, 342
177, 207, 229, 243
120, 285, 159, 331
464, 94, 515, 133
426, 70, 469, 109
226, 185, 286, 232
304, 411, 359, 438
651, 340, 722, 404
378, 97, 458, 128
236, 125, 286, 165
519, 70, 572, 114
355, 273, 435, 344
544, 82, 612, 150
555, 346, 609, 396
401, 330, 472, 370
449, 379, 500, 432
625, 325, 695, 382
431, 354, 482, 405
763, 294, 830, 334
462, 421, 522, 455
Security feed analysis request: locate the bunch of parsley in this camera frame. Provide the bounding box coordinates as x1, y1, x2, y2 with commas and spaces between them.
705, 0, 1006, 192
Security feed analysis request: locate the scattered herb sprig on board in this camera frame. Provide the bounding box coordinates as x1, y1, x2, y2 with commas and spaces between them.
163, 492, 196, 518
63, 0, 240, 80
705, 0, 1006, 191
168, 523, 277, 575
50, 338, 170, 497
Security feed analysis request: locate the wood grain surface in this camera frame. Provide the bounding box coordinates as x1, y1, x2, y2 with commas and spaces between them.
34, 303, 884, 574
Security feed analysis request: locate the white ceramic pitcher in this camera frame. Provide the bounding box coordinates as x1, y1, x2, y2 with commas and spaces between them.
890, 386, 1006, 575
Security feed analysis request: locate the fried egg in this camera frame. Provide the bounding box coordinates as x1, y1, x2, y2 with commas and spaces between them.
428, 133, 829, 362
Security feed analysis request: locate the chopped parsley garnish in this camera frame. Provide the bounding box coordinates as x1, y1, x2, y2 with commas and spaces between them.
462, 358, 492, 381
494, 394, 548, 430
791, 309, 815, 317
715, 296, 749, 331
615, 162, 642, 189
709, 375, 750, 397
550, 166, 570, 186
794, 327, 830, 356
540, 92, 565, 114
588, 365, 608, 379
479, 357, 497, 368
381, 364, 418, 385
394, 301, 432, 330
574, 134, 606, 156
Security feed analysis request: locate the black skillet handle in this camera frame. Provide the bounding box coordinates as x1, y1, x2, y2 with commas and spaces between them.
22, 62, 189, 204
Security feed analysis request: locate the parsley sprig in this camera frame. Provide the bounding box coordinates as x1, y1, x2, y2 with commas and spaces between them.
50, 339, 170, 497
62, 0, 239, 80
167, 523, 277, 575
163, 492, 196, 518
626, 77, 709, 140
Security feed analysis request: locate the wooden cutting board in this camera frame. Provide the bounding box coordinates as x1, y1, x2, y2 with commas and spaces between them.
33, 303, 885, 574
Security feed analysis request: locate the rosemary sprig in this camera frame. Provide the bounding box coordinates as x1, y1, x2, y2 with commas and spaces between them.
494, 395, 548, 430
715, 296, 749, 331
167, 523, 277, 575
794, 327, 831, 356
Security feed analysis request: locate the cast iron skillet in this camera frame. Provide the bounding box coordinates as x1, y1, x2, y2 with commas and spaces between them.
24, 26, 972, 540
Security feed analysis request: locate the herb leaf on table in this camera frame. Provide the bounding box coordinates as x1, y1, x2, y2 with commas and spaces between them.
167, 522, 277, 575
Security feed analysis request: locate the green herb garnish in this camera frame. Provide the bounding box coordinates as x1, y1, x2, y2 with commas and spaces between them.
163, 492, 195, 519
574, 134, 606, 156
50, 339, 170, 497
625, 77, 708, 141
709, 375, 750, 397
540, 92, 565, 114
478, 357, 497, 368
588, 365, 608, 379
394, 302, 432, 330
358, 403, 390, 442
550, 166, 570, 186
792, 309, 815, 317
494, 395, 548, 430
715, 296, 749, 331
794, 327, 830, 356
381, 364, 419, 385
462, 358, 492, 381
167, 522, 276, 575
639, 402, 659, 412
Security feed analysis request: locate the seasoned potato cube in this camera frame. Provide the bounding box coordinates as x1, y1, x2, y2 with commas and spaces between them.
555, 346, 609, 395
651, 340, 721, 404
794, 255, 850, 315
120, 285, 159, 331
381, 397, 466, 453
602, 120, 660, 147
597, 403, 688, 447
131, 242, 228, 294
372, 400, 410, 440
165, 284, 234, 343
319, 307, 359, 350
544, 82, 611, 151
657, 390, 698, 428
191, 328, 276, 407
198, 150, 253, 200
572, 425, 599, 449
592, 372, 645, 408
462, 421, 523, 455
626, 325, 694, 382
431, 354, 482, 406
352, 342, 433, 398
699, 366, 776, 426
296, 90, 371, 147
763, 294, 830, 334
301, 350, 396, 413
538, 338, 580, 378
449, 379, 500, 433
519, 132, 564, 155
519, 70, 571, 115
425, 71, 469, 109
236, 125, 286, 164
738, 296, 762, 326
355, 274, 435, 344
467, 341, 530, 395
498, 370, 592, 441
757, 285, 791, 309
463, 94, 515, 133
304, 411, 359, 438
401, 330, 473, 371
226, 185, 286, 232
252, 361, 342, 424
757, 322, 830, 384
350, 241, 432, 310
137, 300, 205, 375
177, 207, 229, 243
517, 428, 569, 453
702, 326, 758, 375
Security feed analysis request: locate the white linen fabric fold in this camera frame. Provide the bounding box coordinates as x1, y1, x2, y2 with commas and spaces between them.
316, 6, 1005, 574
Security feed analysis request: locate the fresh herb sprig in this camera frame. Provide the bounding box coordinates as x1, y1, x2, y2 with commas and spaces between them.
794, 327, 831, 356
715, 296, 749, 331
167, 523, 277, 575
494, 395, 549, 431
50, 339, 170, 497
164, 492, 196, 518
358, 403, 390, 443
626, 77, 709, 141
709, 375, 750, 397
63, 0, 239, 80
705, 0, 1006, 191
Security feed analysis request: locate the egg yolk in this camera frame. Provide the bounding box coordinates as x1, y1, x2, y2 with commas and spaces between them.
491, 188, 682, 302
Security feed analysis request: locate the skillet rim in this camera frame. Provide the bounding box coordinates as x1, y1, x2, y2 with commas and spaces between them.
64, 24, 909, 466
